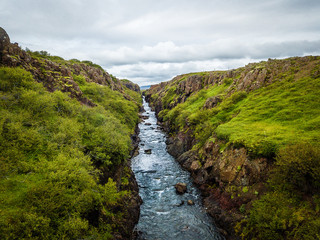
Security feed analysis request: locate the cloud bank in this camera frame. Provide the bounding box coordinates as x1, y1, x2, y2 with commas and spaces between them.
1, 0, 320, 85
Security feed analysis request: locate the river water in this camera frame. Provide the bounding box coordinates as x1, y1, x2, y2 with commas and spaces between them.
131, 99, 223, 240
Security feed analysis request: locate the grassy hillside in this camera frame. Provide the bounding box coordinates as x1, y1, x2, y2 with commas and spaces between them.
145, 56, 320, 239
0, 51, 141, 238
164, 69, 319, 157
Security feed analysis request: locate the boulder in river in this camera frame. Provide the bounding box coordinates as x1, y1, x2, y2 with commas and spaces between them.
145, 123, 152, 126
144, 149, 152, 154
175, 182, 187, 194
187, 200, 194, 205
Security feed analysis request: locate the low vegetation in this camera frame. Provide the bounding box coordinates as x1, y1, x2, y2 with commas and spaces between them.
162, 69, 320, 158
0, 64, 141, 239
238, 143, 320, 240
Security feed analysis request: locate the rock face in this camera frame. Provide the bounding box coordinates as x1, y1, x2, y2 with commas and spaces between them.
177, 75, 203, 96
0, 27, 10, 59
203, 96, 222, 109
121, 79, 140, 92
175, 182, 187, 194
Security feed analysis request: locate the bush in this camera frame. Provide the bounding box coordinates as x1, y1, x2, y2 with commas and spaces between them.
271, 143, 320, 195
238, 143, 320, 239
238, 192, 320, 240
0, 66, 139, 239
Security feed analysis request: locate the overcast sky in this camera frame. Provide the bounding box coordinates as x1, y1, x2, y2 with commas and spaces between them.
1, 0, 320, 86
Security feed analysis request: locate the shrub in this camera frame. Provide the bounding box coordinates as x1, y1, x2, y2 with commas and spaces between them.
271, 143, 320, 195
238, 143, 320, 239
238, 192, 320, 240
0, 66, 140, 239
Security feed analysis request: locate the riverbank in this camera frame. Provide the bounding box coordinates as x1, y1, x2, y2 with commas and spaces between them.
146, 96, 239, 239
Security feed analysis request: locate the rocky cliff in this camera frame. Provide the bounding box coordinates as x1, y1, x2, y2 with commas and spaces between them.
145, 56, 320, 239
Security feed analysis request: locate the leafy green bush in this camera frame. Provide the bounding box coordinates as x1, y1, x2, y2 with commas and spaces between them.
81, 60, 104, 71
0, 66, 139, 239
271, 143, 320, 195
238, 192, 320, 240
238, 143, 320, 239
162, 86, 177, 108
79, 82, 139, 131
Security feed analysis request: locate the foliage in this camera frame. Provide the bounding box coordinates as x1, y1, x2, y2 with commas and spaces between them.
0, 66, 139, 239
28, 50, 65, 62
237, 143, 320, 239
238, 192, 320, 240
81, 60, 104, 71
270, 143, 320, 195
78, 81, 140, 131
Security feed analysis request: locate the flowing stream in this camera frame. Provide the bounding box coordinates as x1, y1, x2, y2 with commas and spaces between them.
132, 98, 223, 240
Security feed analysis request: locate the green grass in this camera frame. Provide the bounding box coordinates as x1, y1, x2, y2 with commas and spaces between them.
156, 62, 320, 158
215, 76, 320, 156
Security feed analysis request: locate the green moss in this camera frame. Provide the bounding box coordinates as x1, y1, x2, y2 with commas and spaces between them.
242, 186, 249, 193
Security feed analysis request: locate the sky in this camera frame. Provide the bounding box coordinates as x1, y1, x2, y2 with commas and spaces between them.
1, 0, 320, 86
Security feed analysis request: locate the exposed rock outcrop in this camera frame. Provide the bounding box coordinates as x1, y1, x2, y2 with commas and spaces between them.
203, 96, 222, 109
121, 79, 140, 92
175, 182, 187, 194
0, 27, 10, 60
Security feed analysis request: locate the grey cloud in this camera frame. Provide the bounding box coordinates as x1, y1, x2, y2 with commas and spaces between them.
1, 0, 320, 86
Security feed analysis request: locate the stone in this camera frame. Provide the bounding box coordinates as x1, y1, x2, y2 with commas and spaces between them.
177, 75, 203, 96
175, 182, 187, 194
203, 96, 222, 109
0, 27, 11, 62
145, 123, 152, 125
0, 27, 10, 51
190, 161, 201, 171
144, 149, 152, 154
187, 200, 194, 205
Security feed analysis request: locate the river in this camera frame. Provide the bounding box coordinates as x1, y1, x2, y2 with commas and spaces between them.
131, 98, 223, 240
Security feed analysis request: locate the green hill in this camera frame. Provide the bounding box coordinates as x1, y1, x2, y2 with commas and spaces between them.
0, 27, 141, 239
145, 56, 320, 239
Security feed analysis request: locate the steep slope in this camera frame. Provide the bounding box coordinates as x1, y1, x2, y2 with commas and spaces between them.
0, 27, 142, 239
145, 56, 320, 239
